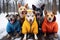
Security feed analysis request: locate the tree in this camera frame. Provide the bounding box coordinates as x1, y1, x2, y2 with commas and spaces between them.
0, 0, 1, 13
3, 0, 5, 13
6, 0, 10, 14
52, 0, 57, 15
59, 0, 60, 13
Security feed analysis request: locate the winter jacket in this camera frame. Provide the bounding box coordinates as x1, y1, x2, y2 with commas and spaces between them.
6, 20, 21, 33
42, 16, 58, 33
22, 16, 38, 34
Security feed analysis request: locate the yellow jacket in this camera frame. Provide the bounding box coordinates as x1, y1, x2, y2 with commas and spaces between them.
22, 16, 38, 34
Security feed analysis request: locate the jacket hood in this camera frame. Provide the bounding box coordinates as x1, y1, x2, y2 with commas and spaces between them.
52, 16, 56, 22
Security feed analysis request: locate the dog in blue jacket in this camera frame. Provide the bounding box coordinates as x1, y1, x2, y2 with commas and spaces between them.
6, 13, 21, 38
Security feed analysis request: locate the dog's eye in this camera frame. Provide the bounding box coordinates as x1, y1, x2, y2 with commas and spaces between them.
32, 15, 34, 17
51, 15, 53, 17
27, 15, 29, 17
24, 9, 25, 10
46, 15, 49, 17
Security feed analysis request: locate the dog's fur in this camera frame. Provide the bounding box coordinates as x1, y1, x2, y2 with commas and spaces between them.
6, 13, 21, 38
32, 4, 45, 38
22, 9, 38, 40
18, 3, 28, 25
42, 10, 58, 40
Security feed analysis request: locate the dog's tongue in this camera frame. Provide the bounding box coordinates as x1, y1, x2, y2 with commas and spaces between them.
37, 16, 40, 19
10, 20, 14, 24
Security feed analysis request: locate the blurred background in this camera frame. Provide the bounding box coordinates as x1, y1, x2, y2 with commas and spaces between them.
0, 0, 59, 14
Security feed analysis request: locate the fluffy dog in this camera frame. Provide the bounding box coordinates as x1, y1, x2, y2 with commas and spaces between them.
42, 10, 58, 40
32, 4, 45, 38
6, 13, 21, 38
22, 9, 38, 40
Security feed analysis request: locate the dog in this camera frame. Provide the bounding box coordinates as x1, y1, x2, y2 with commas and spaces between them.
6, 13, 21, 39
18, 3, 28, 25
32, 4, 45, 39
22, 9, 38, 40
42, 10, 58, 40
17, 3, 29, 38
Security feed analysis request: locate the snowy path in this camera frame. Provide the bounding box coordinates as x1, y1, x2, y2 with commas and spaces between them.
0, 12, 60, 40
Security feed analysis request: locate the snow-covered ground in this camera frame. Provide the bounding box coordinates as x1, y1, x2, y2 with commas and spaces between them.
0, 12, 60, 40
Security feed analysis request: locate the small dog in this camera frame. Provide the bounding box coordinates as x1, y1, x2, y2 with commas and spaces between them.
32, 4, 45, 38
22, 9, 38, 40
17, 3, 29, 38
6, 13, 21, 38
18, 3, 28, 20
42, 10, 58, 40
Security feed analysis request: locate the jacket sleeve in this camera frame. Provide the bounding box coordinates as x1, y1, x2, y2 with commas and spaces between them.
53, 22, 58, 33
6, 22, 11, 33
33, 21, 38, 34
22, 22, 27, 34
16, 21, 21, 33
42, 21, 47, 33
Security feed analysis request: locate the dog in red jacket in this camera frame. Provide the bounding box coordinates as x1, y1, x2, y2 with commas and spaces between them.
42, 10, 58, 40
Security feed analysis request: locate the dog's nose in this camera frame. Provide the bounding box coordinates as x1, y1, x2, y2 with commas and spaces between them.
49, 18, 51, 20
30, 19, 32, 22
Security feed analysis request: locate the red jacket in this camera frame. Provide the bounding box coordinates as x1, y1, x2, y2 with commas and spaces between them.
42, 16, 58, 33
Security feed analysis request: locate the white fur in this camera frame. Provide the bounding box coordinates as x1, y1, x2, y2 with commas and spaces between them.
26, 13, 34, 22
47, 17, 53, 22
23, 34, 27, 40
34, 34, 38, 40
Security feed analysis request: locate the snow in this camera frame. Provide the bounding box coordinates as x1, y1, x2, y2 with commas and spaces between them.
0, 13, 8, 39
56, 12, 60, 36
0, 12, 60, 40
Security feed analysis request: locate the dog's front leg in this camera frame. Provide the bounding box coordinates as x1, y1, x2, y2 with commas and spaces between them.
23, 34, 27, 40
34, 34, 38, 40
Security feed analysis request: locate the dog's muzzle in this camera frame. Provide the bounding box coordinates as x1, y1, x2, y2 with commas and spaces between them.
49, 18, 51, 20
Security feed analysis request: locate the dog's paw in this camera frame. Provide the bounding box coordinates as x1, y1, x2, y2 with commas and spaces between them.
16, 34, 19, 38
44, 33, 46, 37
23, 34, 27, 40
35, 36, 38, 40
23, 38, 26, 40
34, 34, 38, 40
7, 34, 11, 39
54, 33, 58, 38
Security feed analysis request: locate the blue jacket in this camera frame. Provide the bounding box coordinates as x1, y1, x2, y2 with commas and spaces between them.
6, 20, 21, 33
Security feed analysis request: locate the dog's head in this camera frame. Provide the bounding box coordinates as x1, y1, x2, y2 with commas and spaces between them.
44, 10, 56, 22
18, 3, 28, 18
25, 9, 35, 24
32, 4, 45, 19
6, 13, 17, 24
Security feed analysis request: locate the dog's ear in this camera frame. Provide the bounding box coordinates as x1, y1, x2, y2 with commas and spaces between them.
33, 11, 35, 15
41, 4, 45, 10
52, 11, 55, 15
24, 4, 28, 8
6, 14, 9, 17
44, 10, 47, 15
5, 14, 9, 20
18, 3, 21, 8
32, 5, 36, 10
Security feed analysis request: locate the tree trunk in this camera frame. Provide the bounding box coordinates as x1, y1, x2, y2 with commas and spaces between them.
52, 0, 57, 15
0, 0, 1, 13
59, 0, 60, 13
3, 0, 5, 13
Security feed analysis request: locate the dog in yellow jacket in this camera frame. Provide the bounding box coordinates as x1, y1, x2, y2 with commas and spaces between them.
22, 9, 38, 40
